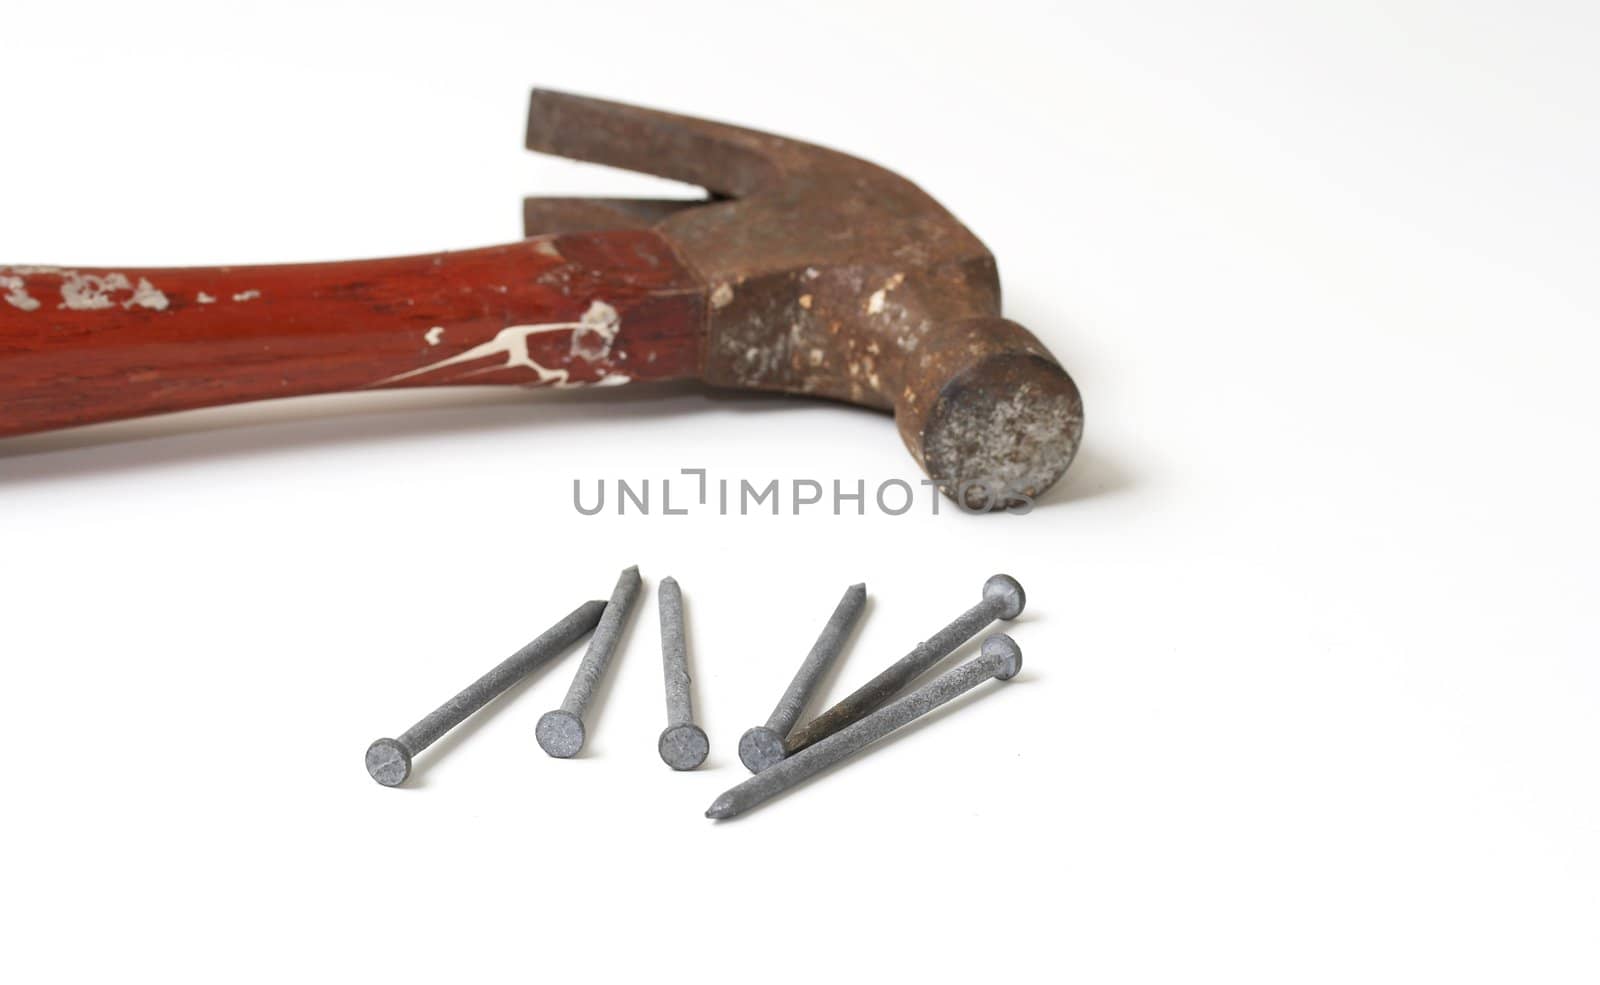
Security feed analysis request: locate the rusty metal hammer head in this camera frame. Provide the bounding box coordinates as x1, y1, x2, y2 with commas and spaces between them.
522, 90, 1083, 509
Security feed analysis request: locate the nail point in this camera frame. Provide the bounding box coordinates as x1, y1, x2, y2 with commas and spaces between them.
705, 644, 1022, 817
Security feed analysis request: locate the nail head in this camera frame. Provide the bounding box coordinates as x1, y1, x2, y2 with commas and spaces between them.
536, 709, 587, 758
737, 726, 788, 773
982, 633, 1024, 679
365, 738, 412, 787
658, 723, 710, 771
983, 574, 1026, 620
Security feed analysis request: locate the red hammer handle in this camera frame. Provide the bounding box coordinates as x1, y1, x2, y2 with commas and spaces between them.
0, 230, 705, 438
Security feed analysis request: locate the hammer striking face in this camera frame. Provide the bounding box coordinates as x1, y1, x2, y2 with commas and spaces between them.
0, 90, 1082, 508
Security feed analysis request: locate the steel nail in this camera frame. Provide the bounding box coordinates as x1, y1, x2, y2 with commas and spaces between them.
738, 583, 867, 773
365, 599, 606, 787
706, 633, 1023, 819
763, 574, 1024, 769
536, 565, 642, 758
656, 576, 709, 770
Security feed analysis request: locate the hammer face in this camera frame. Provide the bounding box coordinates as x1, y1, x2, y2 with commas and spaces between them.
910, 321, 1085, 510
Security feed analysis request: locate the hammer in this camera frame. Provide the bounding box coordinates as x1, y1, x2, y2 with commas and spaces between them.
0, 91, 1083, 507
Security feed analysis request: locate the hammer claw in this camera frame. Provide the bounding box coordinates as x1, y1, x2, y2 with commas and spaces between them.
526, 89, 783, 198
521, 197, 710, 237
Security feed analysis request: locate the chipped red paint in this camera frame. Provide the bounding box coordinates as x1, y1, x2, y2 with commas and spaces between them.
0, 230, 705, 438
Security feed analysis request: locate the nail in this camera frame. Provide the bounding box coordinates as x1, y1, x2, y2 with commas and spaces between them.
536, 565, 642, 758
738, 583, 867, 773
764, 574, 1023, 769
656, 577, 709, 770
706, 633, 1023, 819
365, 599, 606, 786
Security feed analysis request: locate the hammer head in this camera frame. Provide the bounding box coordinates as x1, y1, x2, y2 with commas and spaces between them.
524, 90, 1083, 509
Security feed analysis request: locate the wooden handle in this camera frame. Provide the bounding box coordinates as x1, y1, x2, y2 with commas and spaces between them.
0, 229, 705, 438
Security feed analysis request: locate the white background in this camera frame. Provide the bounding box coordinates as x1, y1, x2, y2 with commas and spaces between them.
2, 1, 1595, 980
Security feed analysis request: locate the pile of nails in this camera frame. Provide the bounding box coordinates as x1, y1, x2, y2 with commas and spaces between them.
365, 566, 1027, 820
